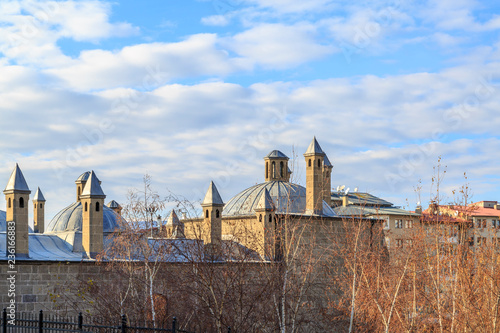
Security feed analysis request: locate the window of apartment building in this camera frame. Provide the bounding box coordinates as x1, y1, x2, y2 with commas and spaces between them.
483, 219, 487, 228
383, 219, 390, 229
396, 239, 404, 247
477, 236, 487, 246
405, 220, 413, 228
405, 239, 413, 247
395, 219, 403, 228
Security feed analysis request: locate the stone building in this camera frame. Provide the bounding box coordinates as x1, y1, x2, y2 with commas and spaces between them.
0, 137, 384, 314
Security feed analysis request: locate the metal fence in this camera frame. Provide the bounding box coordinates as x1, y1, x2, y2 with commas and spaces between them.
1, 309, 229, 333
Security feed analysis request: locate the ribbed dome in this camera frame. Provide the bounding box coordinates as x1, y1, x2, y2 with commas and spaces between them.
46, 202, 125, 234
223, 181, 336, 217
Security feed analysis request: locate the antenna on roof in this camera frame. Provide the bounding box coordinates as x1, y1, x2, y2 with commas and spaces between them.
345, 188, 350, 195
354, 187, 358, 192
336, 185, 340, 192
340, 185, 345, 192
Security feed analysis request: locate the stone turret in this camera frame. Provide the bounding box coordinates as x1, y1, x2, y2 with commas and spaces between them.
33, 187, 46, 233
80, 171, 106, 258
264, 150, 291, 182
4, 164, 31, 257
201, 181, 224, 252
254, 188, 275, 259
165, 209, 185, 239
304, 137, 325, 215
75, 171, 101, 202
107, 200, 122, 216
323, 155, 333, 207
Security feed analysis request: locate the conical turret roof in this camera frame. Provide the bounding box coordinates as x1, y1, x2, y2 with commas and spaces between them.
107, 200, 121, 208
324, 154, 333, 167
81, 171, 106, 198
33, 187, 46, 202
202, 181, 224, 206
265, 150, 289, 159
304, 136, 325, 156
255, 188, 275, 211
166, 209, 182, 226
4, 163, 30, 193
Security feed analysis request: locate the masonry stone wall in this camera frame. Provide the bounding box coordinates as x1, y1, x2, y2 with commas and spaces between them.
0, 261, 108, 315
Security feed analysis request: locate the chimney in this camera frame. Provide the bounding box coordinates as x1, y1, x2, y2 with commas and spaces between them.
342, 195, 348, 207
415, 205, 422, 214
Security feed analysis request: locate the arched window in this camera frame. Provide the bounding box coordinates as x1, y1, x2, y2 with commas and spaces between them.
78, 187, 81, 198
34, 203, 37, 209
8, 198, 11, 208
85, 202, 88, 212
40, 203, 43, 209
280, 161, 284, 177
271, 161, 276, 178
318, 159, 321, 167
266, 162, 269, 179
216, 209, 220, 218
308, 159, 311, 167
259, 214, 262, 222
19, 197, 24, 208
269, 215, 272, 222
205, 210, 209, 218
96, 202, 100, 212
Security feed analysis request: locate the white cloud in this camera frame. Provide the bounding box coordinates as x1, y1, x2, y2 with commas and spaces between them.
223, 23, 334, 69
201, 15, 231, 26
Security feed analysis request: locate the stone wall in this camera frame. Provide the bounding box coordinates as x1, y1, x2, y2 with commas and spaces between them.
0, 260, 108, 315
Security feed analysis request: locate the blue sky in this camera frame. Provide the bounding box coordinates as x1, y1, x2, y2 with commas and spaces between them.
1, 0, 500, 220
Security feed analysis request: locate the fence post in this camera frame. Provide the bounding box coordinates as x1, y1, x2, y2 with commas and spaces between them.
78, 312, 83, 331
172, 317, 177, 333
39, 310, 43, 333
3, 308, 7, 333
121, 314, 127, 333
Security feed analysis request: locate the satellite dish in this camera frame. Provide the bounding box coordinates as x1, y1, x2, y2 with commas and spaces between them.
340, 185, 346, 191
345, 188, 350, 195
336, 185, 340, 192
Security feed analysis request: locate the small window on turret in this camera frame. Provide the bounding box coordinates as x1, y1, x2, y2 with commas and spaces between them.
96, 202, 100, 212
259, 214, 262, 222
318, 159, 321, 167
8, 198, 11, 208
205, 210, 209, 218
19, 197, 24, 208
308, 159, 311, 167
85, 202, 88, 212
216, 209, 220, 218
34, 203, 37, 209
272, 161, 276, 178
40, 204, 43, 209
266, 162, 269, 179
280, 161, 284, 177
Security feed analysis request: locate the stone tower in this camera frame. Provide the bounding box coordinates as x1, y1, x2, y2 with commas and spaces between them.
4, 164, 31, 257
80, 171, 106, 258
165, 209, 185, 239
264, 150, 291, 182
201, 181, 224, 251
323, 155, 333, 207
33, 187, 46, 233
107, 200, 122, 216
254, 188, 275, 259
75, 171, 101, 202
304, 137, 325, 215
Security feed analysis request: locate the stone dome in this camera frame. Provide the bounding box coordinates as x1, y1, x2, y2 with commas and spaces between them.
223, 181, 336, 217
45, 202, 125, 234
